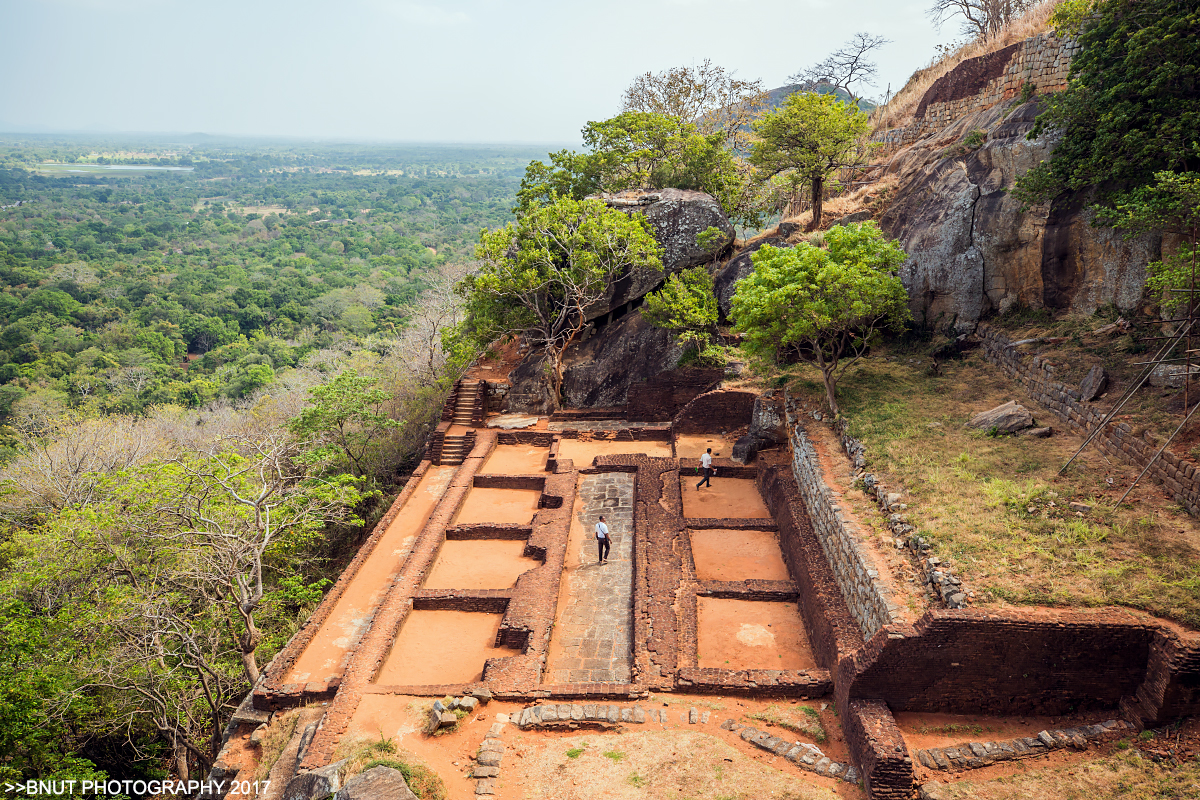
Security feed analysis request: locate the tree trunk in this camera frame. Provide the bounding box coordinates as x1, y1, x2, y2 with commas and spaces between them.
811, 176, 824, 230
174, 739, 190, 782
239, 615, 261, 685
821, 366, 841, 418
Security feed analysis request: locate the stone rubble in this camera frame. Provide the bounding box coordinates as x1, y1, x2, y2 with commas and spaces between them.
914, 719, 1133, 772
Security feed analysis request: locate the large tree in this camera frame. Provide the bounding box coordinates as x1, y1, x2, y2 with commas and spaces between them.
789, 32, 890, 108
1014, 0, 1200, 208
749, 92, 871, 229
460, 196, 662, 408
731, 222, 909, 416
928, 0, 1037, 42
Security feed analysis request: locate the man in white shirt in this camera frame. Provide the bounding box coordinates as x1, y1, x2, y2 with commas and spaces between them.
595, 515, 610, 563
696, 448, 714, 488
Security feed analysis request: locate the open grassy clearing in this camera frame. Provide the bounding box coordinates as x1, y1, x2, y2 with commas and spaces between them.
924, 750, 1200, 800
781, 347, 1200, 627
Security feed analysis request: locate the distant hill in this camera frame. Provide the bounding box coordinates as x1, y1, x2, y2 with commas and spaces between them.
765, 82, 877, 113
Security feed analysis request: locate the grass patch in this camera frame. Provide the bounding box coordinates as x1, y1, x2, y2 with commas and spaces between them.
927, 749, 1200, 800
252, 707, 303, 782
918, 722, 986, 737
604, 750, 627, 762
566, 747, 585, 759
784, 346, 1200, 627
627, 772, 647, 787
747, 703, 827, 743
333, 734, 447, 800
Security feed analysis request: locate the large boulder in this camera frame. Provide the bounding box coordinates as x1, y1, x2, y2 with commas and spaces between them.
560, 309, 683, 408
339, 766, 418, 800
966, 400, 1034, 434
589, 188, 735, 320
879, 100, 1156, 331
713, 237, 789, 320
281, 760, 347, 800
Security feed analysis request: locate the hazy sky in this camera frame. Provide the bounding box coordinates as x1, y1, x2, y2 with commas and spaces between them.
0, 0, 959, 143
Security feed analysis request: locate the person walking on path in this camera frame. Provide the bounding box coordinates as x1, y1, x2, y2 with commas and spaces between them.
595, 515, 610, 563
696, 448, 715, 489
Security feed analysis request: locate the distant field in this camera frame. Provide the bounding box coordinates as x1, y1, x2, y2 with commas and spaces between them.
32, 163, 194, 175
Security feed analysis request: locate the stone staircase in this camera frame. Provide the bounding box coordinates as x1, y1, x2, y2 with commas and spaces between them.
431, 380, 485, 465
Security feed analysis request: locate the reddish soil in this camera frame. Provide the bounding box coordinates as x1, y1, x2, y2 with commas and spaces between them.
453, 487, 541, 526
374, 611, 522, 685
680, 478, 772, 519
467, 337, 523, 382
697, 598, 817, 670
480, 444, 549, 474
284, 466, 456, 683
555, 438, 672, 465
675, 433, 738, 461
423, 540, 540, 590
690, 528, 792, 581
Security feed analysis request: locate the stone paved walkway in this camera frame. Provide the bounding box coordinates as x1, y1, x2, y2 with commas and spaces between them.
548, 420, 664, 431
547, 472, 633, 684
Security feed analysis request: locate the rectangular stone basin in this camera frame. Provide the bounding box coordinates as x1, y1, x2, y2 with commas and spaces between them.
374, 610, 520, 685
690, 528, 791, 582
556, 437, 672, 465
481, 444, 548, 474
697, 598, 815, 671
681, 477, 772, 519
453, 487, 541, 526
423, 539, 539, 590
675, 433, 738, 461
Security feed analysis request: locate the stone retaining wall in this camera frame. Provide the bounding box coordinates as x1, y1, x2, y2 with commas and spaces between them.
672, 387, 757, 433
977, 323, 1200, 516
789, 424, 905, 642
626, 368, 723, 421
873, 32, 1077, 152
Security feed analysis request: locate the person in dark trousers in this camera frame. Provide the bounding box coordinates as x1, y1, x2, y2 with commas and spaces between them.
595, 515, 610, 563
696, 448, 714, 488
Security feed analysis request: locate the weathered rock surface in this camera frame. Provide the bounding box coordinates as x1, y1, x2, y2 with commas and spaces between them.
879, 101, 1157, 330
966, 400, 1034, 433
589, 188, 735, 320
558, 309, 683, 409
1079, 364, 1108, 401
281, 759, 347, 800
1149, 362, 1200, 389
713, 236, 789, 320
339, 766, 418, 800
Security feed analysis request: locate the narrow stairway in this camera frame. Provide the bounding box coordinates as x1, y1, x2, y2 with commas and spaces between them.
438, 380, 482, 466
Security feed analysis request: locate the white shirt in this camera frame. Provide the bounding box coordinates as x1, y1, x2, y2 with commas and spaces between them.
700, 453, 712, 469
595, 521, 609, 539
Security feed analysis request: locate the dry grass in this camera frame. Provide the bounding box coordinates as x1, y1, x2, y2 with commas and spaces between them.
252, 707, 302, 782
747, 704, 827, 744
517, 729, 841, 800
775, 176, 900, 234
783, 346, 1200, 627
926, 750, 1200, 800
871, 0, 1067, 133
333, 732, 447, 799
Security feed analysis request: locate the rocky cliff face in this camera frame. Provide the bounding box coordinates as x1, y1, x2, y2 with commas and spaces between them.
505, 189, 732, 412
878, 97, 1158, 331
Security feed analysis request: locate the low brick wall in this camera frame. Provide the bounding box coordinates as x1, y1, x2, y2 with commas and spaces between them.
843, 700, 914, 800
672, 388, 757, 434
789, 424, 904, 642
757, 459, 865, 669
873, 32, 1077, 151
977, 323, 1200, 515
626, 368, 723, 421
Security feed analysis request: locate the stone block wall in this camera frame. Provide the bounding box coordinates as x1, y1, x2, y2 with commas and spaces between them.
625, 368, 723, 421
789, 425, 905, 642
873, 32, 1078, 151
976, 323, 1200, 515
672, 388, 757, 433
843, 700, 914, 800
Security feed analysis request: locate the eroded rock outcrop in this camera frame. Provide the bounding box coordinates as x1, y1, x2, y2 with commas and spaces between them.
879, 98, 1157, 331
560, 309, 683, 409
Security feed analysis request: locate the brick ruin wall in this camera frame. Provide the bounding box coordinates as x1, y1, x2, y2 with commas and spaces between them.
976, 323, 1200, 516
789, 425, 905, 642
872, 32, 1078, 151
626, 368, 724, 421
672, 387, 758, 434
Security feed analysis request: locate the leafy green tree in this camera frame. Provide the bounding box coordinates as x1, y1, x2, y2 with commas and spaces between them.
749, 92, 871, 229
289, 369, 402, 481
460, 196, 662, 407
1097, 171, 1200, 312
1015, 0, 1200, 207
516, 113, 758, 226
642, 266, 718, 355
731, 222, 909, 416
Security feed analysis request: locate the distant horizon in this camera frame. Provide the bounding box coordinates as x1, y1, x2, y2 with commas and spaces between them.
0, 0, 960, 142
